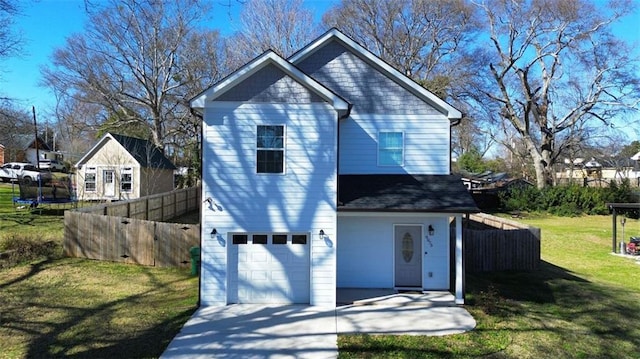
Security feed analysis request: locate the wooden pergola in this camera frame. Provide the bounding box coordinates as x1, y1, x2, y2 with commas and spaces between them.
607, 203, 640, 253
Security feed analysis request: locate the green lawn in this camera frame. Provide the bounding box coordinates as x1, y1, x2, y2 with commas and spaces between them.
0, 183, 199, 358
3, 182, 640, 358
0, 258, 198, 359
0, 182, 65, 239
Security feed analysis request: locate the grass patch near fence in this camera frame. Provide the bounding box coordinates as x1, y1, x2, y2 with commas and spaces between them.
0, 257, 198, 359
338, 215, 640, 358
1, 182, 200, 358
0, 183, 65, 268
0, 183, 65, 240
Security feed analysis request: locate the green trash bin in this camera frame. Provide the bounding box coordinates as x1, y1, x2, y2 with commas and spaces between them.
189, 246, 201, 276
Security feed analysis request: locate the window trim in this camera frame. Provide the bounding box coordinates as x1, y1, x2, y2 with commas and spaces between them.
377, 131, 405, 167
256, 124, 286, 175
121, 167, 133, 193
85, 167, 97, 192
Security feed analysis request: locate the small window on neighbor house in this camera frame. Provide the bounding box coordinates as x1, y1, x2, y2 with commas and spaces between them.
85, 168, 96, 192
292, 234, 308, 245
272, 234, 288, 245
121, 167, 133, 193
252, 234, 268, 245
232, 234, 248, 245
378, 132, 404, 166
256, 125, 284, 173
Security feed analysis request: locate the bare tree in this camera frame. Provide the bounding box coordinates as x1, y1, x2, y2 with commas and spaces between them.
50, 94, 104, 161
323, 0, 480, 87
0, 100, 30, 143
470, 0, 640, 189
226, 0, 320, 67
0, 0, 21, 100
41, 0, 224, 155
0, 0, 19, 63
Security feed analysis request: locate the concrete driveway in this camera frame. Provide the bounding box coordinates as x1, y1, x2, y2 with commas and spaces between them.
160, 291, 476, 359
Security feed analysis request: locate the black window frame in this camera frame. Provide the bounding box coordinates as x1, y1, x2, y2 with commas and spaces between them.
256, 125, 285, 174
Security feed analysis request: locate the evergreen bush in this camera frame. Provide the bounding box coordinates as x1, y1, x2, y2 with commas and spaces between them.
499, 180, 638, 218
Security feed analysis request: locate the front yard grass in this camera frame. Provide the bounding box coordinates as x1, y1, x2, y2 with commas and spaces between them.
0, 182, 199, 358
0, 258, 198, 359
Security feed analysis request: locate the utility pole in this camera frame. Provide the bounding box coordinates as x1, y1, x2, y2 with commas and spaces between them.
32, 106, 40, 169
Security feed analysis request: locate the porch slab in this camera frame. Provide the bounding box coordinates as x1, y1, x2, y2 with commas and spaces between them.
337, 288, 456, 306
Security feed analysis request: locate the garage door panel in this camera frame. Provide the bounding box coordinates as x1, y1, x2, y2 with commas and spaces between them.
251, 252, 268, 262
232, 233, 310, 304
251, 271, 269, 281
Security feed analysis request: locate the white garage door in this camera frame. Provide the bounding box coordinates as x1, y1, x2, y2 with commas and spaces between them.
230, 233, 310, 304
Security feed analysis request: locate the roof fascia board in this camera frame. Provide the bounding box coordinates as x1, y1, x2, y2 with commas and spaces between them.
74, 133, 141, 168
289, 28, 462, 120
75, 133, 112, 168
190, 51, 349, 112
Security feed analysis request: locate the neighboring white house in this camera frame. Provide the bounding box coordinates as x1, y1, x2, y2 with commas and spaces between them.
556, 156, 640, 187
75, 133, 176, 201
1, 135, 60, 165
190, 28, 479, 307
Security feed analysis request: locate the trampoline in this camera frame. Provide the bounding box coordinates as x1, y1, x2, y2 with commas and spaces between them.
12, 173, 77, 210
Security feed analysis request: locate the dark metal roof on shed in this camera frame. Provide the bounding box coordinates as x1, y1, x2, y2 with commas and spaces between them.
110, 133, 176, 170
338, 174, 480, 213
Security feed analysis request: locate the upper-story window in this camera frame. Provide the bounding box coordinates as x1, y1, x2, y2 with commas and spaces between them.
256, 125, 285, 173
378, 131, 404, 166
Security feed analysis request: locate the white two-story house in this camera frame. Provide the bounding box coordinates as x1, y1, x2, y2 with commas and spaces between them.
190, 28, 479, 307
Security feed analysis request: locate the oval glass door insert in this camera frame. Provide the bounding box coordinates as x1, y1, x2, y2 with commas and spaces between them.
402, 232, 414, 262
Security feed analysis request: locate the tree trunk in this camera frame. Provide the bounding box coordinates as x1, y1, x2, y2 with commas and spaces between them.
523, 133, 553, 189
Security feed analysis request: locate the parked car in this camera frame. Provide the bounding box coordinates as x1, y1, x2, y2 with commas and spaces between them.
38, 159, 67, 172
0, 162, 52, 184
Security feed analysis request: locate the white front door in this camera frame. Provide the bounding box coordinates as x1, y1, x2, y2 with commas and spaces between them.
103, 170, 115, 197
394, 225, 422, 288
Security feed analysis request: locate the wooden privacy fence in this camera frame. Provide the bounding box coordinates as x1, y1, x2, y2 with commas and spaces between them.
63, 187, 200, 267
76, 186, 200, 221
463, 213, 541, 272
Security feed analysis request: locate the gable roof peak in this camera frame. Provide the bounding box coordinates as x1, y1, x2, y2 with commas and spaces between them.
190, 48, 349, 113
289, 27, 462, 120
75, 132, 175, 170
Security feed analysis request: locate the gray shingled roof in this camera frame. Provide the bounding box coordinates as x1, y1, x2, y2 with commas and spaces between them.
110, 133, 176, 170
338, 174, 480, 213
11, 135, 51, 151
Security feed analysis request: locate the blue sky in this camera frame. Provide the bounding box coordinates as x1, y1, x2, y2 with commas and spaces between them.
1, 0, 638, 142
0, 0, 337, 120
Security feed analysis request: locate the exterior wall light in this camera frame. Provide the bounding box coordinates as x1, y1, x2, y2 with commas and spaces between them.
428, 225, 435, 236
319, 229, 325, 237
211, 228, 217, 238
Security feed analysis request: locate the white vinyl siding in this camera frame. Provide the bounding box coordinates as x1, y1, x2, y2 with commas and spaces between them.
201, 103, 338, 306
337, 214, 451, 290
340, 114, 451, 175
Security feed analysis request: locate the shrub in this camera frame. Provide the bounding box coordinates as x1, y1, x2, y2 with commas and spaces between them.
500, 181, 637, 217
0, 235, 61, 269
